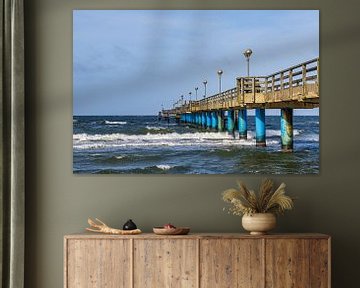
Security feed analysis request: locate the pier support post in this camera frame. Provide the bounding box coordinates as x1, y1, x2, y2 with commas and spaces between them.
255, 108, 266, 147
227, 110, 235, 135
201, 112, 206, 128
212, 112, 218, 130
217, 111, 224, 131
206, 112, 212, 129
238, 109, 248, 139
281, 108, 293, 152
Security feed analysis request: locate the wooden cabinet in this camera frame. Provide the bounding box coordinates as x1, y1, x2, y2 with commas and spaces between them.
64, 233, 330, 288
133, 239, 198, 287
66, 239, 132, 287
200, 238, 264, 287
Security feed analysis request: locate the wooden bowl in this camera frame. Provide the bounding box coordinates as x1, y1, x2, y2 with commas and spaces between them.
153, 227, 190, 235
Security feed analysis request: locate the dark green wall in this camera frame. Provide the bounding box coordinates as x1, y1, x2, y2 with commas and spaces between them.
25, 0, 360, 287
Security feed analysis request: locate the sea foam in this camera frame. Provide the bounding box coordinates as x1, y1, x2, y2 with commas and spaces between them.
105, 120, 127, 125
73, 130, 288, 150
74, 131, 252, 149
145, 126, 168, 131
156, 164, 172, 170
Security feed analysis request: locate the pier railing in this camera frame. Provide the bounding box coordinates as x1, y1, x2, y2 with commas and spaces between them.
237, 58, 319, 106
160, 58, 319, 152
165, 58, 319, 115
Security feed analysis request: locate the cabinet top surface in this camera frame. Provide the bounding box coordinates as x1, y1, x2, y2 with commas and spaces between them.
64, 232, 330, 240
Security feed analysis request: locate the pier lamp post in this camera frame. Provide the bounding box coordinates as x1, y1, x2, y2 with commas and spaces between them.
181, 95, 184, 105
217, 70, 223, 94
203, 80, 207, 98
195, 87, 198, 100
243, 48, 253, 76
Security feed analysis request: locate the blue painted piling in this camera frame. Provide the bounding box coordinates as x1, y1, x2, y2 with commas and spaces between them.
227, 110, 235, 135
217, 111, 224, 131
255, 108, 266, 147
281, 108, 293, 152
211, 112, 218, 130
238, 109, 248, 139
201, 112, 206, 128
206, 112, 212, 129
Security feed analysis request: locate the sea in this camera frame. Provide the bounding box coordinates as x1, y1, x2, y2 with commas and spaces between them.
73, 115, 319, 174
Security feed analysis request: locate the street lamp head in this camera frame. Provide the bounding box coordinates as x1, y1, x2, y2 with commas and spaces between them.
217, 70, 223, 76
195, 87, 198, 91
243, 48, 253, 59
203, 80, 207, 85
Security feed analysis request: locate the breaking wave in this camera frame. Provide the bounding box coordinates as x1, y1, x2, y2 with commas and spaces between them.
104, 120, 127, 125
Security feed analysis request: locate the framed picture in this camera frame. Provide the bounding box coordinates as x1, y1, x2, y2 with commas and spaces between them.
73, 10, 319, 174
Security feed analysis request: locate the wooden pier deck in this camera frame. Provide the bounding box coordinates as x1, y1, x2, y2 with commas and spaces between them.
163, 58, 319, 116
160, 58, 319, 151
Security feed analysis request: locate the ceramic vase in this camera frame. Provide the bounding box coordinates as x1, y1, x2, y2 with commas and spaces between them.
242, 213, 276, 235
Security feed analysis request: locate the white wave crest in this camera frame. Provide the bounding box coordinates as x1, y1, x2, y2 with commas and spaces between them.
146, 126, 168, 131
105, 120, 127, 125
247, 129, 301, 138
299, 133, 319, 142
73, 129, 316, 150
73, 131, 258, 150
156, 164, 172, 170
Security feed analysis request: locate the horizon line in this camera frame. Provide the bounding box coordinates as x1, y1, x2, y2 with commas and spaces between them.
73, 114, 319, 117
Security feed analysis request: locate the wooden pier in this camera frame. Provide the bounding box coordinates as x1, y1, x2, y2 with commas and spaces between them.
160, 58, 319, 151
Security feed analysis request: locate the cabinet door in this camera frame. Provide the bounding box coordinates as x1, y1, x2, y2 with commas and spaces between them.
200, 239, 264, 288
66, 239, 131, 288
309, 239, 330, 288
134, 239, 198, 288
266, 239, 310, 287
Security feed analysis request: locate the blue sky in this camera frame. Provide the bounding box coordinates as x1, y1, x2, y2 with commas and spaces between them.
73, 10, 319, 116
